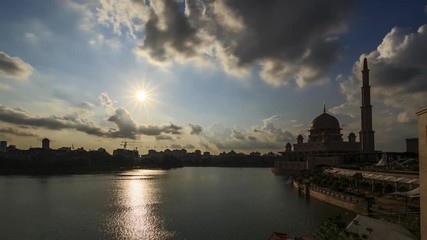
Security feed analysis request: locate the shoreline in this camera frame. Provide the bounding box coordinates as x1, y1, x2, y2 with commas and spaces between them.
0, 165, 272, 176
292, 179, 369, 214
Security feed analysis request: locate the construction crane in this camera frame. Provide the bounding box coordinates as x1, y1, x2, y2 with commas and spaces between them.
120, 140, 142, 149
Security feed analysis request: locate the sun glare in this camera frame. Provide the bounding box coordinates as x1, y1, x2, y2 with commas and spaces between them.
136, 90, 147, 102
126, 80, 159, 114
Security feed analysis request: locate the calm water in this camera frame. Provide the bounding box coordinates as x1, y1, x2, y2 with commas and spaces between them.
0, 168, 350, 239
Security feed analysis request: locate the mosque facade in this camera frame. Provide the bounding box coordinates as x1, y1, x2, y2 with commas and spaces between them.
274, 58, 376, 173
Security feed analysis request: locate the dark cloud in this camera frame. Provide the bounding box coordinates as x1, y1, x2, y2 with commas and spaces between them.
169, 143, 195, 149
0, 105, 70, 130
170, 144, 182, 149
230, 130, 245, 140
107, 108, 138, 139
215, 0, 349, 86
364, 26, 427, 95
135, 0, 201, 64
98, 0, 353, 87
0, 101, 186, 141
98, 92, 184, 138
139, 123, 183, 136
188, 123, 202, 135
333, 24, 427, 151
248, 136, 256, 141
0, 127, 38, 137
156, 135, 174, 141
0, 104, 107, 137
184, 144, 195, 149
0, 51, 33, 80
336, 24, 427, 123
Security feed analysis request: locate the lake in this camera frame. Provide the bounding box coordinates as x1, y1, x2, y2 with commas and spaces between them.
0, 167, 350, 239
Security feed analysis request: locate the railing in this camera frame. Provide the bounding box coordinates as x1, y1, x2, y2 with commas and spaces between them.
309, 185, 365, 204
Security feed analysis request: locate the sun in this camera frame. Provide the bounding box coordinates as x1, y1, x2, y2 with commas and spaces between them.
136, 90, 147, 102
126, 80, 159, 112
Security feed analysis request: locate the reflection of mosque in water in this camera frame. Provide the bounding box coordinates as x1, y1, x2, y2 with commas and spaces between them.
274, 58, 376, 173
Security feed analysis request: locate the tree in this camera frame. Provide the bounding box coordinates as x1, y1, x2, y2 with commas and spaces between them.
352, 173, 364, 193
313, 215, 374, 240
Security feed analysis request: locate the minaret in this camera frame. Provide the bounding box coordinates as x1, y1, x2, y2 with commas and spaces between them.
359, 58, 375, 152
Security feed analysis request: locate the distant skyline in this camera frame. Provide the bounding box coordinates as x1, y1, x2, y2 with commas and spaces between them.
1, 0, 426, 154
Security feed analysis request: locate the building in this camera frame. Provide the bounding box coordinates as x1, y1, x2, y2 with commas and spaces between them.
416, 107, 427, 239
274, 58, 376, 173
0, 140, 7, 152
113, 148, 139, 159
292, 107, 360, 154
42, 138, 50, 149
359, 58, 375, 153
406, 138, 419, 154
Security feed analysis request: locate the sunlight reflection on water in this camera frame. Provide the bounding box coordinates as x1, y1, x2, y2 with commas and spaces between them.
106, 169, 176, 240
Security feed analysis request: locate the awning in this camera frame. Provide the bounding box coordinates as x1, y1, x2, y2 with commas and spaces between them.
390, 187, 420, 198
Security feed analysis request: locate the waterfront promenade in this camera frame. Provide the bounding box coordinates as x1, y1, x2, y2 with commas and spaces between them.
293, 167, 420, 237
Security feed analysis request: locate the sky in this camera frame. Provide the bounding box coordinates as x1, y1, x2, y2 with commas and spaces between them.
0, 0, 426, 154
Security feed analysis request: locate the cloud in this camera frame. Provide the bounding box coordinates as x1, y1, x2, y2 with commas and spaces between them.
0, 82, 11, 91
168, 144, 196, 149
98, 92, 184, 138
184, 144, 195, 149
75, 102, 95, 115
170, 144, 182, 149
230, 130, 245, 140
98, 92, 114, 112
248, 136, 257, 141
187, 123, 202, 135
333, 23, 427, 150
89, 34, 121, 49
0, 102, 186, 141
139, 123, 183, 136
329, 103, 357, 118
339, 24, 427, 118
397, 111, 415, 124
0, 51, 33, 80
63, 0, 96, 31
201, 116, 296, 152
107, 108, 138, 139
96, 0, 353, 87
0, 104, 107, 137
134, 0, 202, 65
0, 127, 38, 137
256, 115, 296, 143
156, 135, 174, 141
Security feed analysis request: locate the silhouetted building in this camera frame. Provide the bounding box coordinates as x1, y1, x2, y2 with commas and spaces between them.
148, 149, 160, 158
360, 58, 375, 152
98, 147, 107, 153
292, 107, 360, 154
42, 138, 50, 149
275, 58, 376, 173
113, 148, 138, 159
58, 147, 72, 152
416, 107, 427, 239
0, 140, 7, 152
406, 138, 419, 153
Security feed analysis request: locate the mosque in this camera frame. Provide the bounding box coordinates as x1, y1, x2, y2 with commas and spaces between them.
274, 58, 376, 173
